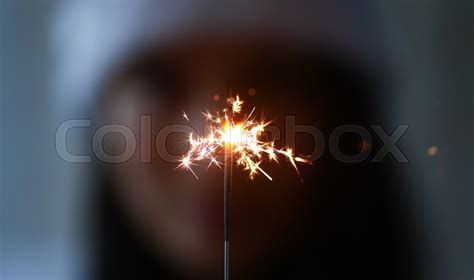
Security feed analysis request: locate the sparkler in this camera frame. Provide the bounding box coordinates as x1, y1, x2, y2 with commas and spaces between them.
176, 95, 310, 279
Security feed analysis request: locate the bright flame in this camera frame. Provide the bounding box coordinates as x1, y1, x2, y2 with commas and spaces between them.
222, 122, 243, 144
178, 95, 311, 180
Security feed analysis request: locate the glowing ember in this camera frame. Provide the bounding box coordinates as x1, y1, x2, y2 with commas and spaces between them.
427, 145, 439, 157
176, 95, 310, 180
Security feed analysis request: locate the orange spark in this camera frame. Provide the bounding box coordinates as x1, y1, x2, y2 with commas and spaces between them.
176, 95, 310, 180
182, 111, 190, 122
227, 95, 243, 114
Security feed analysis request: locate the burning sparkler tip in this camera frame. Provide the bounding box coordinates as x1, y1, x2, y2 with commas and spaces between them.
175, 95, 310, 181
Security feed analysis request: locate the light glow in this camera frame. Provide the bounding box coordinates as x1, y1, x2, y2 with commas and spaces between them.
176, 95, 310, 180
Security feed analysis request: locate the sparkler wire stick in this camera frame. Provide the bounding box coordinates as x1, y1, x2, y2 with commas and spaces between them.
223, 144, 232, 280
176, 95, 311, 280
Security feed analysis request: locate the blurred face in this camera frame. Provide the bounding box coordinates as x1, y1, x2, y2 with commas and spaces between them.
99, 38, 366, 278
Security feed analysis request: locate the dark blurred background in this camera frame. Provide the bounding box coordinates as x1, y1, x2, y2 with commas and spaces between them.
1, 1, 473, 279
